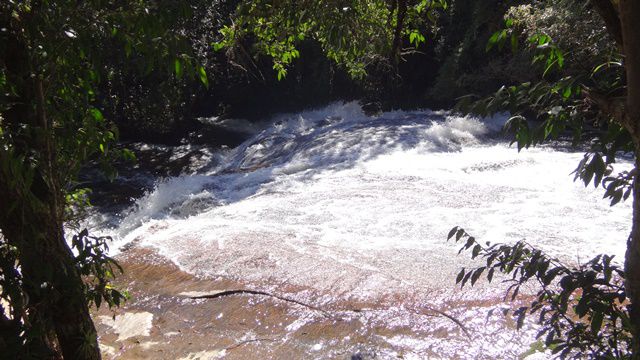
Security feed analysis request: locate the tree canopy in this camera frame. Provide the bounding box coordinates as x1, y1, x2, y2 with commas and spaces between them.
213, 0, 446, 79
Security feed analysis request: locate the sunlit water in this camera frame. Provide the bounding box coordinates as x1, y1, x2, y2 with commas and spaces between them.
89, 102, 632, 358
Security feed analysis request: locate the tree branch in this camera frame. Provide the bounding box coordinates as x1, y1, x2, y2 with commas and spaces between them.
390, 0, 407, 71
188, 289, 332, 317
582, 86, 633, 136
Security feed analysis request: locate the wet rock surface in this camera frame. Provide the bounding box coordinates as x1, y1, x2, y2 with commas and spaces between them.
94, 248, 546, 359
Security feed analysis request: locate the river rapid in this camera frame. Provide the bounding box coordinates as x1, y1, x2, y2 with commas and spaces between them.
89, 102, 632, 359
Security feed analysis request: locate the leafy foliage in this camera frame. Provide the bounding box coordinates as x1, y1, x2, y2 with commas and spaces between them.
213, 0, 446, 79
71, 230, 128, 309
96, 0, 214, 140
449, 227, 635, 359
455, 0, 633, 204
0, 228, 127, 354
450, 1, 640, 358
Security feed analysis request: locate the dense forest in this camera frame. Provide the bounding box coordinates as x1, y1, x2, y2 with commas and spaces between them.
1, 0, 640, 359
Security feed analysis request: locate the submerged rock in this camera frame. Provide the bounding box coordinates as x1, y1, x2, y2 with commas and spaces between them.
99, 311, 154, 342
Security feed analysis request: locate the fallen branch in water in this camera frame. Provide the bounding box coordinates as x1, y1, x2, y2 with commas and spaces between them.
187, 289, 470, 338
188, 289, 332, 317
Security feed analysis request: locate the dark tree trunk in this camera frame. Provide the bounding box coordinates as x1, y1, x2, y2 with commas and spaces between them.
628, 155, 640, 357
0, 26, 101, 360
619, 0, 640, 356
390, 0, 408, 71
0, 198, 101, 360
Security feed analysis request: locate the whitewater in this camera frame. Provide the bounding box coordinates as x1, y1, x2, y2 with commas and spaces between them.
90, 102, 632, 358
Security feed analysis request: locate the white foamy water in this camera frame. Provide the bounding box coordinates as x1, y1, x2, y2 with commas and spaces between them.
97, 102, 632, 297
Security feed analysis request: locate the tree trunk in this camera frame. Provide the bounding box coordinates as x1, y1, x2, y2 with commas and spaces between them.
390, 0, 408, 71
619, 0, 640, 356
0, 200, 101, 360
0, 26, 102, 360
628, 155, 640, 356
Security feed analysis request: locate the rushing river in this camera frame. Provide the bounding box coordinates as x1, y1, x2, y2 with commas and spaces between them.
90, 102, 632, 359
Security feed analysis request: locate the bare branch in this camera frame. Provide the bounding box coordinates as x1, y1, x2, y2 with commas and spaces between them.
188, 289, 332, 317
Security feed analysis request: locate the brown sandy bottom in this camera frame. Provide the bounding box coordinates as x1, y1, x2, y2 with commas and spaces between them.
93, 247, 547, 360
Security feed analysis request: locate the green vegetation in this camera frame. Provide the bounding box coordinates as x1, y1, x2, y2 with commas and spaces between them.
450, 227, 634, 358
213, 0, 446, 79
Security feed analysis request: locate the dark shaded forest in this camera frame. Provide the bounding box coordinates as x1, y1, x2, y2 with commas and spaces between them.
104, 0, 534, 144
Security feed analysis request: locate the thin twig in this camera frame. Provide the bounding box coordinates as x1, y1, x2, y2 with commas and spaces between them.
411, 306, 472, 339
225, 338, 277, 351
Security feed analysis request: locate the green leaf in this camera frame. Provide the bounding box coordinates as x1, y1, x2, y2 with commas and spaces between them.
464, 237, 475, 250
575, 296, 589, 317
472, 244, 481, 259
470, 267, 484, 285
124, 40, 132, 58
276, 68, 287, 81
592, 153, 606, 187
487, 267, 495, 282
510, 33, 519, 53
212, 42, 225, 51
197, 65, 209, 88
592, 61, 622, 76
544, 330, 555, 346
556, 50, 564, 68
461, 271, 472, 287
122, 148, 136, 162
487, 31, 501, 52
89, 108, 104, 122
174, 59, 183, 79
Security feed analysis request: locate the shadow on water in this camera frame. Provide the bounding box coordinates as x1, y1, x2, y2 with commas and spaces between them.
78, 144, 220, 222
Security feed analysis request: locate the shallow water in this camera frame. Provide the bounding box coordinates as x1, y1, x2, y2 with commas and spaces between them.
89, 102, 632, 358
